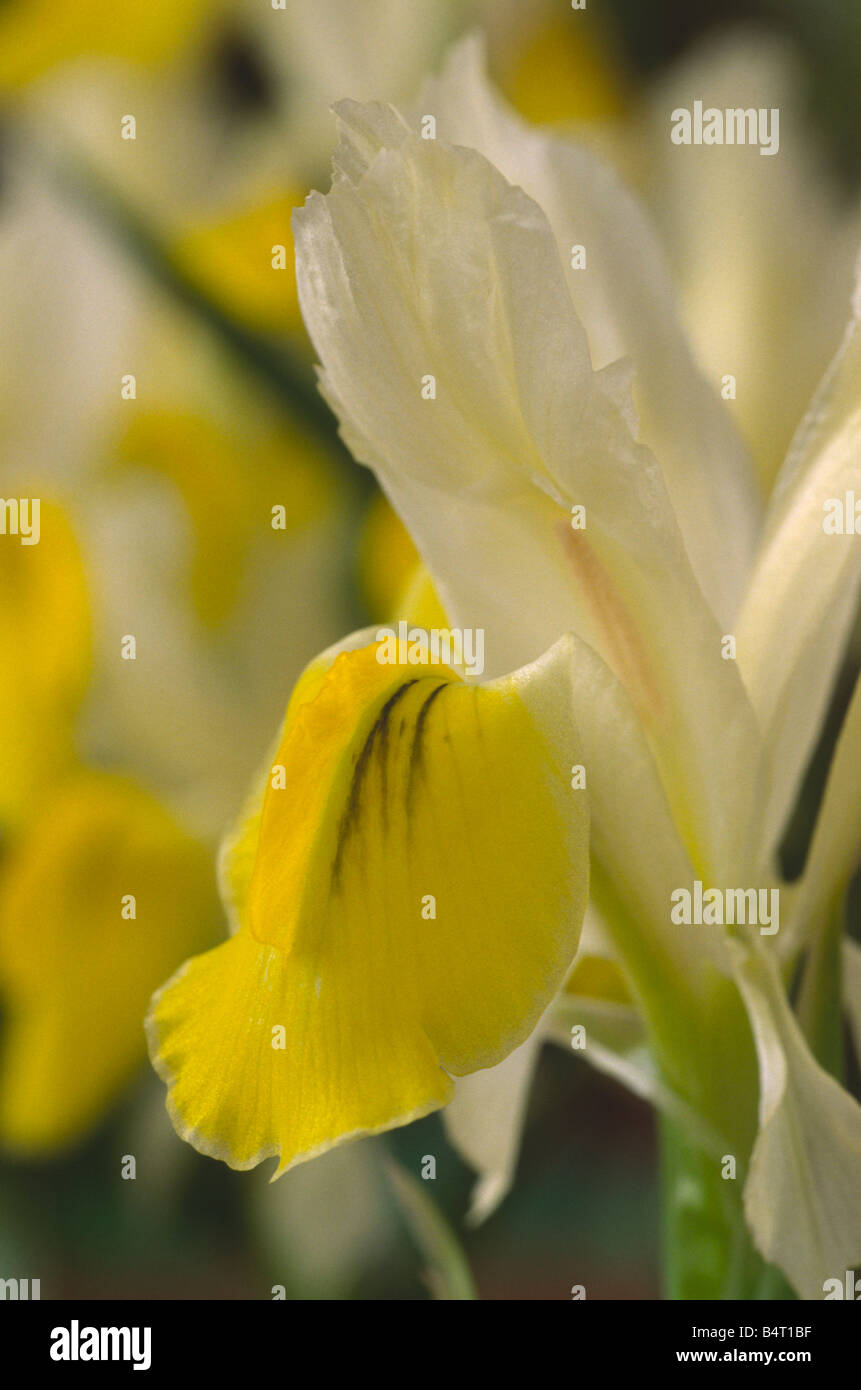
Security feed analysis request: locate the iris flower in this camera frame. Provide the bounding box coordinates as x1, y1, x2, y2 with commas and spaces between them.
0, 504, 219, 1150
0, 772, 217, 1150
149, 39, 861, 1299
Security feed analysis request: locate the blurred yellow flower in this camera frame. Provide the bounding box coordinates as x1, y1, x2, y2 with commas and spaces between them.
0, 772, 218, 1152
172, 191, 310, 340
501, 13, 627, 126
0, 502, 90, 832
357, 494, 419, 620
0, 0, 207, 90
117, 407, 334, 629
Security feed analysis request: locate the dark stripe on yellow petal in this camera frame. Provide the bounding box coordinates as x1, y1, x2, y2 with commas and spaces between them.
334, 678, 419, 880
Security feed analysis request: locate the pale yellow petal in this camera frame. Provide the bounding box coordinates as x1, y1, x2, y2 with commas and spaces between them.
732, 941, 861, 1300
737, 259, 861, 869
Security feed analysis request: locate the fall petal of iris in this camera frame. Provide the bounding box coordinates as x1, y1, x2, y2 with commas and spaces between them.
148, 636, 589, 1175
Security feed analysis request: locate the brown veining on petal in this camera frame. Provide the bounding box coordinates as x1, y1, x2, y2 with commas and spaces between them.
559, 523, 667, 728
332, 680, 419, 886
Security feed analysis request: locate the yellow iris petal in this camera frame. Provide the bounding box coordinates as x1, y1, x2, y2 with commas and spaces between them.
172, 192, 308, 338
357, 494, 420, 619
394, 566, 449, 630
0, 774, 217, 1151
502, 16, 627, 126
0, 0, 204, 89
565, 954, 631, 1006
0, 502, 90, 830
148, 637, 589, 1176
118, 409, 332, 627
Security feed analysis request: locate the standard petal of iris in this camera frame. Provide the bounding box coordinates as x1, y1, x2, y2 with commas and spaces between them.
148, 636, 589, 1176
732, 942, 861, 1300
417, 35, 760, 624
294, 98, 761, 886
737, 260, 861, 871
646, 32, 861, 493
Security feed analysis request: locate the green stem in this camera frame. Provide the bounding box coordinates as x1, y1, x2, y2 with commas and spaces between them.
660, 1114, 738, 1299
659, 1115, 794, 1299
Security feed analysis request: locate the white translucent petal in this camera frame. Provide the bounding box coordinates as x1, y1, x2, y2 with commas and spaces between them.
737, 260, 861, 870
417, 34, 761, 623
645, 29, 861, 492
443, 1033, 542, 1226
732, 942, 861, 1300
